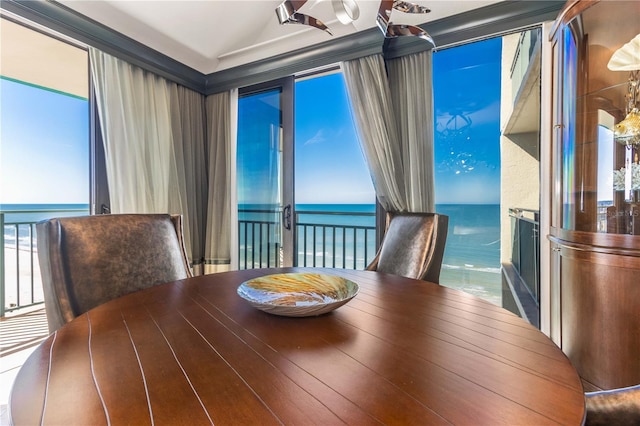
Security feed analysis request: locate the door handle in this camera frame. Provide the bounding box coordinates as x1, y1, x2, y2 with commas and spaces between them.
283, 204, 291, 230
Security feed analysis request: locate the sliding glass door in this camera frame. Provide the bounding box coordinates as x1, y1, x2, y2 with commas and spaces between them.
237, 78, 294, 268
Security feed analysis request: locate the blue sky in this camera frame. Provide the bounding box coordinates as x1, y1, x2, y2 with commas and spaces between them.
0, 78, 89, 204
433, 37, 502, 204
2, 37, 501, 207
295, 73, 374, 204
294, 36, 502, 205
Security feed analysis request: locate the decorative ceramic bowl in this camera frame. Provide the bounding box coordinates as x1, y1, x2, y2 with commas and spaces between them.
237, 272, 359, 317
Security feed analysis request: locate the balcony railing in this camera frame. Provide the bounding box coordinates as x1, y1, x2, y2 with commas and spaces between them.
238, 208, 282, 269
502, 207, 540, 328
1, 207, 89, 316
238, 208, 376, 270
509, 207, 539, 301
3, 207, 373, 315
510, 29, 540, 104
296, 210, 376, 269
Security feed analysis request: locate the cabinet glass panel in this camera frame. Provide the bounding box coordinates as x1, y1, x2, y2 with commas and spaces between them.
561, 26, 577, 230
559, 1, 640, 234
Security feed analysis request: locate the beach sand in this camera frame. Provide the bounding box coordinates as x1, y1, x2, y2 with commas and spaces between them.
440, 267, 502, 307
2, 247, 44, 312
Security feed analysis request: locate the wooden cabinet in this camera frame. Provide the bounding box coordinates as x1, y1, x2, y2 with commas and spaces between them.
549, 0, 640, 390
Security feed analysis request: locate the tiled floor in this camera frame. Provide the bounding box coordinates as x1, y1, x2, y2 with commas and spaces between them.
0, 308, 48, 426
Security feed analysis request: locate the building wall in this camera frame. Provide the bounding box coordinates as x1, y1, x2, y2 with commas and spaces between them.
499, 32, 541, 264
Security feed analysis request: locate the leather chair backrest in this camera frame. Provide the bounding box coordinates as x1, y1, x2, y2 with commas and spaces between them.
37, 214, 192, 333
366, 212, 448, 283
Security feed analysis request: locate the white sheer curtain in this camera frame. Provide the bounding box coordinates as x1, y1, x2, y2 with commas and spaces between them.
387, 50, 435, 212
341, 55, 407, 212
204, 90, 238, 273
89, 47, 200, 268
169, 85, 207, 274
341, 51, 436, 212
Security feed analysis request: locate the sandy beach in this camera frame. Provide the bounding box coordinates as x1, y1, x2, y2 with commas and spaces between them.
440, 267, 502, 306
2, 246, 44, 314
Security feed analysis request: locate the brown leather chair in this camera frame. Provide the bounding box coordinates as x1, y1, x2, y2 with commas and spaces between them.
36, 214, 192, 333
366, 212, 448, 283
585, 385, 640, 425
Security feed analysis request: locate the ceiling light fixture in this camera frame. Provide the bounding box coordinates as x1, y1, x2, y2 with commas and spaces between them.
376, 0, 434, 46
275, 0, 435, 46
332, 0, 360, 24
608, 34, 640, 146
608, 33, 640, 202
276, 0, 333, 35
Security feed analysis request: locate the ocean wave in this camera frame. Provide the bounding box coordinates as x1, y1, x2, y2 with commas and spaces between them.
452, 225, 500, 235
442, 263, 500, 274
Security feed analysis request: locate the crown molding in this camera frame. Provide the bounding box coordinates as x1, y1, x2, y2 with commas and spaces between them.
205, 26, 384, 95
384, 0, 564, 60
2, 0, 564, 96
205, 1, 564, 94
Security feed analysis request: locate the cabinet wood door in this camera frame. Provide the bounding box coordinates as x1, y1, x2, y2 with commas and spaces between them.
549, 0, 640, 390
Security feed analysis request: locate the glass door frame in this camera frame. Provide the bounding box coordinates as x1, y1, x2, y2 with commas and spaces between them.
238, 77, 295, 267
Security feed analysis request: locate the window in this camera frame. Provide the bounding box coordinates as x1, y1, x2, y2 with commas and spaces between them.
433, 37, 503, 305
295, 71, 375, 269
1, 17, 89, 312
236, 70, 375, 269
1, 18, 89, 209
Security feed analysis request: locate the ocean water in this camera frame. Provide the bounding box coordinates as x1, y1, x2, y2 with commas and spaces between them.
436, 204, 501, 305
0, 203, 90, 222
240, 203, 502, 305
1, 204, 90, 247
295, 204, 377, 270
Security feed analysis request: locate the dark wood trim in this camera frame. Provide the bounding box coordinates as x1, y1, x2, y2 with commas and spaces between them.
549, 0, 600, 41
2, 0, 564, 95
549, 227, 640, 254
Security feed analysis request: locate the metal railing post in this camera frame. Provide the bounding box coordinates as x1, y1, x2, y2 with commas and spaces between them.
29, 223, 35, 305
1, 213, 5, 317
509, 207, 540, 303
238, 208, 376, 271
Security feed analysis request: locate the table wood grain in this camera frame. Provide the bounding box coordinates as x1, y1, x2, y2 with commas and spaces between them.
9, 268, 586, 425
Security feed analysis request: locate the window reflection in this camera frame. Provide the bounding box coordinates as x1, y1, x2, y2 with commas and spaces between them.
597, 113, 615, 232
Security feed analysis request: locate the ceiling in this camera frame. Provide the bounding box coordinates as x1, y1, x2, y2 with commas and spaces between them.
56, 0, 503, 74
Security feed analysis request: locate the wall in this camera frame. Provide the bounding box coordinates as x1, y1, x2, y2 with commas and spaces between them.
499, 32, 541, 264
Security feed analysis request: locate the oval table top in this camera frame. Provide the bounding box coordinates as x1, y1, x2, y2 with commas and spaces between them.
9, 268, 585, 425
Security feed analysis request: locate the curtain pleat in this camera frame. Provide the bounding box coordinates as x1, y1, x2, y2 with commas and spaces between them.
341, 55, 407, 212
204, 90, 238, 273
387, 50, 436, 212
89, 47, 208, 273
341, 51, 436, 213
169, 85, 207, 274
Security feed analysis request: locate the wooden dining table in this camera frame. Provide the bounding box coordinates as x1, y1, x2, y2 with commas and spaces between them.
9, 267, 586, 425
